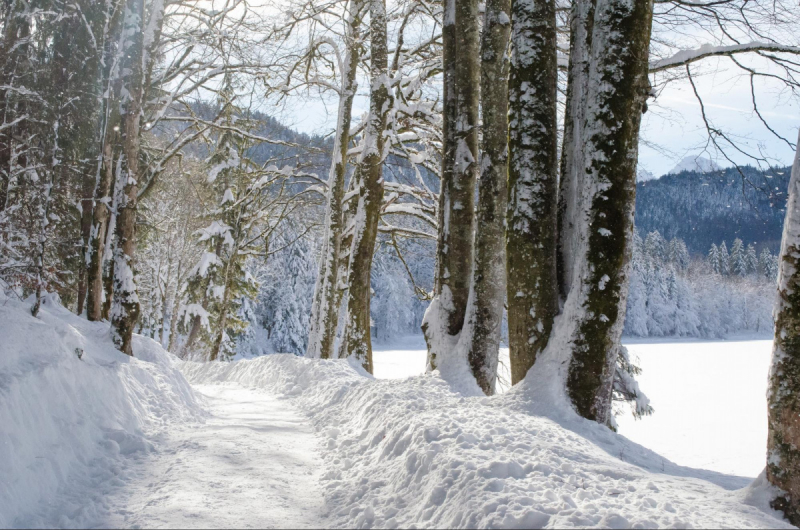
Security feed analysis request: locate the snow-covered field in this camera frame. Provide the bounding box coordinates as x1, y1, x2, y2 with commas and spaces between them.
373, 336, 773, 480
618, 339, 771, 479
1, 293, 788, 529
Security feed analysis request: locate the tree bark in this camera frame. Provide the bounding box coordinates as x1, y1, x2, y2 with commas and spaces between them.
422, 0, 480, 370
110, 0, 148, 355
459, 0, 511, 395
109, 0, 166, 355
767, 131, 800, 524
306, 0, 364, 360
557, 0, 595, 300
338, 0, 391, 372
87, 0, 124, 321
564, 0, 654, 424
505, 0, 559, 385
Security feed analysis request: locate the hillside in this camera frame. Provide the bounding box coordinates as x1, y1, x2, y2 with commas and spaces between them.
635, 165, 791, 254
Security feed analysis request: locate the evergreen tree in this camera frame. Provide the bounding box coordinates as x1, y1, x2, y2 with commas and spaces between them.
708, 243, 720, 274
730, 238, 747, 277
718, 241, 730, 275
644, 230, 666, 264
745, 244, 758, 276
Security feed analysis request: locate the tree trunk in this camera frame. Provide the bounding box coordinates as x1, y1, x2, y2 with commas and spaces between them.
338, 0, 391, 372
505, 0, 559, 385
86, 1, 124, 321
109, 0, 166, 355
422, 0, 480, 370
563, 0, 653, 424
459, 0, 511, 395
307, 0, 364, 360
110, 0, 147, 355
557, 0, 595, 299
767, 131, 800, 524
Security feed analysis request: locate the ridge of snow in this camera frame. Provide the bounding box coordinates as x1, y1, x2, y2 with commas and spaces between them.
0, 289, 201, 527
182, 354, 790, 529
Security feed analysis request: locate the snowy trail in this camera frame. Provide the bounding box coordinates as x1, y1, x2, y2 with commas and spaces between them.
99, 383, 327, 529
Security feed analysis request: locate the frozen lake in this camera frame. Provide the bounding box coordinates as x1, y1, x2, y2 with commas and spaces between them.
373, 336, 772, 479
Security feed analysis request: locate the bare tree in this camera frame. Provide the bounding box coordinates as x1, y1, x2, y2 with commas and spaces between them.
338, 0, 392, 371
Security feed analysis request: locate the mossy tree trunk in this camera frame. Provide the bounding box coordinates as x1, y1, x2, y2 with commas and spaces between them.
505, 0, 559, 385
767, 131, 800, 524
339, 0, 391, 372
422, 0, 479, 371
564, 0, 653, 424
460, 0, 511, 395
109, 0, 147, 355
307, 0, 365, 360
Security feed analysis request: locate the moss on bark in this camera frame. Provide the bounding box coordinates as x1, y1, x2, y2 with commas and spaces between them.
506, 0, 559, 386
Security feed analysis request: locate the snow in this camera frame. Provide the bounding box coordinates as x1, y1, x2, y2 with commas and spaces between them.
667, 155, 722, 175
93, 384, 325, 528
0, 291, 200, 527
2, 291, 791, 529
376, 337, 774, 479
637, 168, 657, 181
186, 346, 790, 529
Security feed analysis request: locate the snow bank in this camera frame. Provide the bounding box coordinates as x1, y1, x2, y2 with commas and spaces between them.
0, 290, 201, 527
183, 355, 791, 529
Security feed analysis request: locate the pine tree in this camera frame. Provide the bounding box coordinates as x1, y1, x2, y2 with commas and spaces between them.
708, 243, 720, 274
730, 238, 746, 277
718, 241, 730, 275
745, 244, 758, 276
644, 230, 666, 264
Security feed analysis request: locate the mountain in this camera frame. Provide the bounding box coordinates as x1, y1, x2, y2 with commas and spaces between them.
637, 168, 657, 182
635, 165, 790, 255
667, 155, 722, 175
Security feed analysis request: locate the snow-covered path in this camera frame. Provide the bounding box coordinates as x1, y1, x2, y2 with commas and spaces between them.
100, 384, 327, 529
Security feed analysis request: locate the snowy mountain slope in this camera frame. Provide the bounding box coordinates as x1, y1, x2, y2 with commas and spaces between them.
0, 290, 201, 527
183, 355, 791, 529
667, 155, 722, 175
636, 165, 790, 254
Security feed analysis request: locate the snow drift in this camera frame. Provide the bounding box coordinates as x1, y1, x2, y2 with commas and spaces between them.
0, 289, 201, 527
183, 354, 790, 529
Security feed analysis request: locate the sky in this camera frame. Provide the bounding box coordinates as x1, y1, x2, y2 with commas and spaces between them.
639, 57, 799, 177
279, 56, 799, 179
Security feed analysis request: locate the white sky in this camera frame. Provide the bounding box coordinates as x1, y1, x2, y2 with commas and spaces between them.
267, 41, 798, 179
